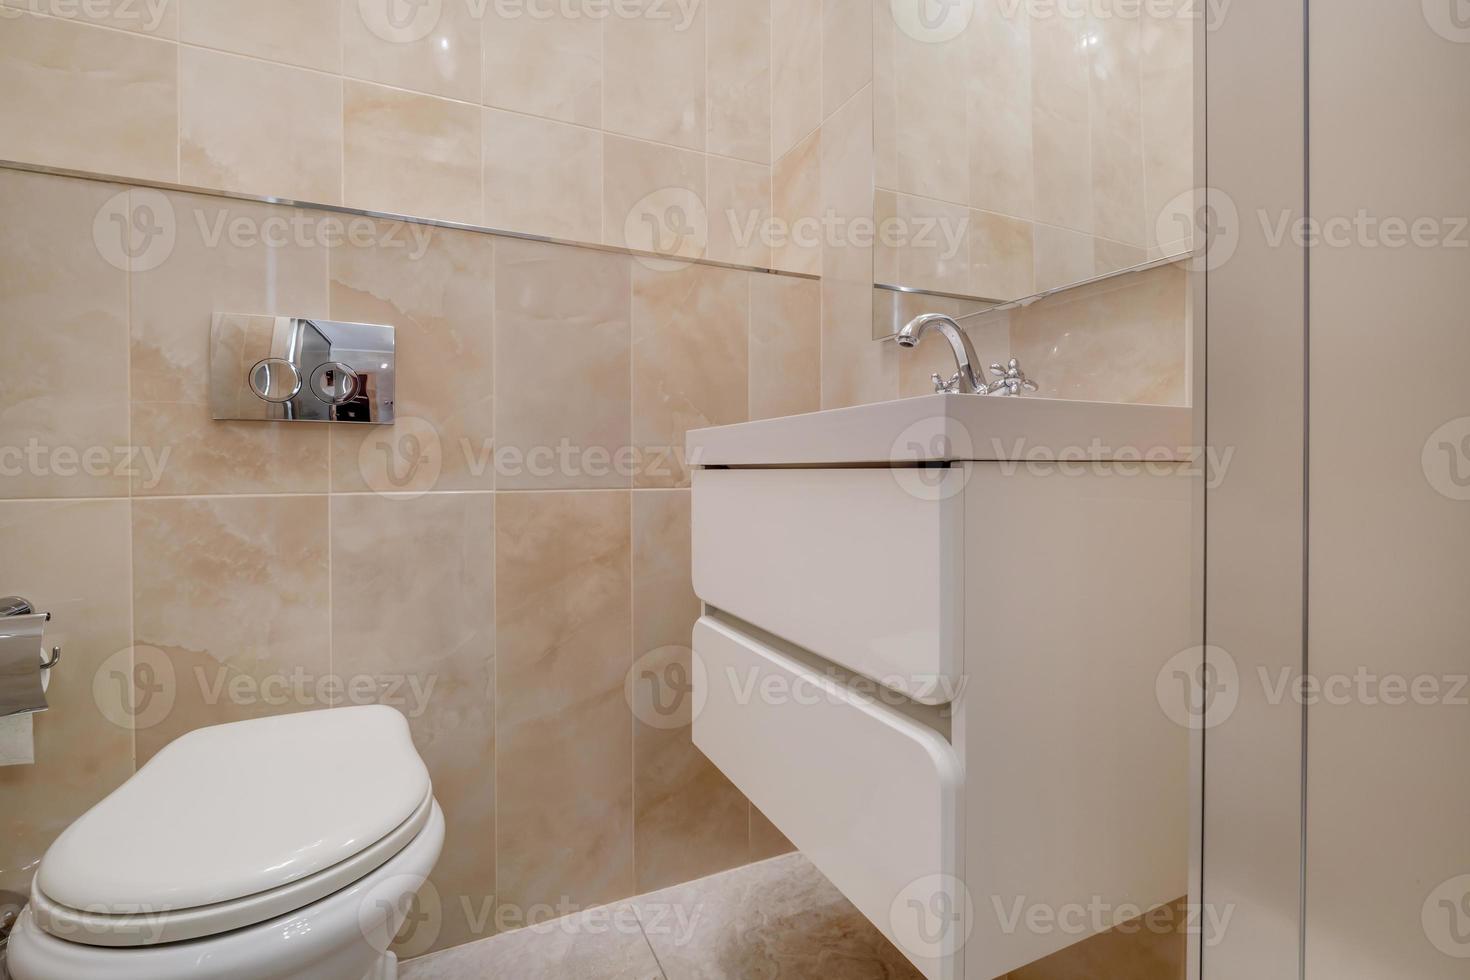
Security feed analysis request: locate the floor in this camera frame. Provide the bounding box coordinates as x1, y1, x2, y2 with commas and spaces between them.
400, 853, 1188, 980
399, 853, 923, 980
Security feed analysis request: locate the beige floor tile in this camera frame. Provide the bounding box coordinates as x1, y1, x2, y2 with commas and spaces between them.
401, 902, 663, 980
634, 854, 923, 980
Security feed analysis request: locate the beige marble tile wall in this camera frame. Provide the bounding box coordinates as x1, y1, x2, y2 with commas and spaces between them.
877, 260, 1191, 406
874, 0, 1196, 299
0, 166, 808, 956
0, 0, 782, 270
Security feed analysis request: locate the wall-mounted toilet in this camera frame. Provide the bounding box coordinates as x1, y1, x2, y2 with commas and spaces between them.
7, 706, 443, 980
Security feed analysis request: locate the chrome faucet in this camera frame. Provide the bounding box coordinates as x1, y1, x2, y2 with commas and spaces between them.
895, 314, 1040, 396
895, 314, 988, 394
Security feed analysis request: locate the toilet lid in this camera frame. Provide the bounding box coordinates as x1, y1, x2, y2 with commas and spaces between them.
36, 706, 430, 941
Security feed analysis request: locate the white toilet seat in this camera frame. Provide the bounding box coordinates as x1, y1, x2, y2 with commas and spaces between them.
8, 800, 445, 980
29, 787, 435, 947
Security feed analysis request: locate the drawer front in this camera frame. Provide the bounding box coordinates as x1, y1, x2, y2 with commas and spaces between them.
692, 617, 963, 980
691, 468, 963, 704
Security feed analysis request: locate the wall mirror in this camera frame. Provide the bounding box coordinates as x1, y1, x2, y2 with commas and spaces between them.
872, 0, 1197, 340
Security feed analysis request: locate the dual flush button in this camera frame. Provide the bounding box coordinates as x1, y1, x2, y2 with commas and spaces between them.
248, 358, 360, 406
210, 313, 396, 424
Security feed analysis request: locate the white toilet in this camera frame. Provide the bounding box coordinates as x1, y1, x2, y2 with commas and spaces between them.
7, 706, 444, 980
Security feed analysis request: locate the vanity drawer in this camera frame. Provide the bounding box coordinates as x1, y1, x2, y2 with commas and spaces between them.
691, 467, 964, 704
692, 617, 963, 980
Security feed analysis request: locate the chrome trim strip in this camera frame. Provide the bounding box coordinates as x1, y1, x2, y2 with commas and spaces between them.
0, 158, 820, 283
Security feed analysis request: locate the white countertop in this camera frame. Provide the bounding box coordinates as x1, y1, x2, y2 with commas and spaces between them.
688, 394, 1194, 466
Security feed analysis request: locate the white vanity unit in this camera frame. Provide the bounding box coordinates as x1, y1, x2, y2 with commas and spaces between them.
687, 394, 1197, 980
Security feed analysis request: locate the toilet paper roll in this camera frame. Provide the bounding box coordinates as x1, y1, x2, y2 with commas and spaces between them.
0, 650, 53, 767
0, 613, 53, 767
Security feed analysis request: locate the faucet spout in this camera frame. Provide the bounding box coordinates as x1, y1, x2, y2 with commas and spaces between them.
895, 314, 987, 393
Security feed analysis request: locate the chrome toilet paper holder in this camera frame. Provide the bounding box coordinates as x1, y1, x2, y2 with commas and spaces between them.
1, 596, 61, 670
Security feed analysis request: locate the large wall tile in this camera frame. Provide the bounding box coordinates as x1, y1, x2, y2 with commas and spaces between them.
823, 0, 872, 119
1032, 222, 1095, 294
970, 208, 1036, 302
495, 491, 634, 914
343, 0, 482, 102
706, 156, 772, 270
330, 492, 496, 953
706, 0, 770, 163
181, 48, 343, 204
344, 81, 482, 225
1088, 12, 1146, 247
885, 29, 967, 205
0, 171, 130, 499
0, 13, 177, 180
602, 0, 706, 151
129, 191, 329, 495
0, 0, 178, 36
483, 110, 602, 242
631, 263, 748, 488
631, 490, 749, 893
482, 2, 601, 127
1011, 261, 1188, 405
749, 274, 821, 421
771, 131, 822, 276
131, 495, 331, 763
1030, 11, 1093, 234
886, 192, 972, 297
494, 239, 631, 490
0, 500, 134, 896
968, 0, 1034, 221
770, 0, 821, 161
602, 136, 706, 258
329, 222, 496, 493
178, 0, 339, 72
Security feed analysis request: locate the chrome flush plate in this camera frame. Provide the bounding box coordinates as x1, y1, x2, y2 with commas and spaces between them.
209, 314, 396, 424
